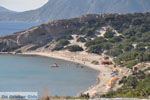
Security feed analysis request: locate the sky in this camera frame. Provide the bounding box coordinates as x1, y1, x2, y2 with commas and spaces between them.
0, 0, 48, 12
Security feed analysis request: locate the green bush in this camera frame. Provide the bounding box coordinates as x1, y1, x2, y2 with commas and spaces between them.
56, 35, 73, 41
66, 45, 83, 52
87, 44, 103, 54
124, 60, 139, 69
123, 44, 133, 52
85, 27, 96, 37
77, 37, 86, 42
52, 45, 64, 51
104, 29, 115, 38
102, 42, 113, 50
53, 39, 70, 50
59, 39, 70, 46
132, 18, 143, 25
65, 35, 73, 40
109, 36, 123, 43
85, 37, 106, 47
106, 48, 123, 57
119, 76, 128, 85
136, 46, 146, 52
103, 74, 150, 98
78, 27, 96, 36
123, 29, 136, 37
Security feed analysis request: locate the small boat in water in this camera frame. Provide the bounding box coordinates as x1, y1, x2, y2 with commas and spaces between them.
50, 63, 59, 68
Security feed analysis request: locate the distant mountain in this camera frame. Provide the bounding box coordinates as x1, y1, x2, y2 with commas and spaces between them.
0, 0, 150, 22
0, 6, 13, 13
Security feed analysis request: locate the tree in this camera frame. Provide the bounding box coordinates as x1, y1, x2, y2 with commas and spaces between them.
124, 76, 138, 89
132, 18, 143, 26
107, 48, 123, 57
109, 36, 123, 43
87, 44, 103, 54
77, 37, 86, 42
56, 35, 73, 41
123, 44, 133, 52
124, 29, 136, 37
104, 29, 115, 38
124, 60, 138, 69
85, 37, 106, 47
53, 39, 70, 50
66, 45, 83, 52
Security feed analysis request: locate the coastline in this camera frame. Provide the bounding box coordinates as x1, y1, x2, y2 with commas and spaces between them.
0, 51, 129, 97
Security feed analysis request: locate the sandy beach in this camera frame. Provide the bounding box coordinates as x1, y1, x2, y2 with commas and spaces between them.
14, 50, 129, 97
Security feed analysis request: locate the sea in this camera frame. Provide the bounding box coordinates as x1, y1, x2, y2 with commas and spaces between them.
0, 22, 98, 96
0, 21, 41, 35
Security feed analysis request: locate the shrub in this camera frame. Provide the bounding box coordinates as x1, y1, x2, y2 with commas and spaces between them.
119, 76, 127, 85
123, 44, 133, 52
87, 44, 103, 54
52, 45, 64, 51
65, 35, 73, 40
106, 48, 123, 57
102, 42, 113, 50
56, 35, 73, 41
66, 45, 83, 52
109, 36, 123, 43
124, 60, 139, 69
123, 29, 136, 37
77, 37, 86, 42
85, 27, 96, 37
85, 37, 106, 47
53, 39, 70, 50
132, 18, 143, 25
104, 29, 115, 38
59, 39, 70, 46
136, 46, 146, 52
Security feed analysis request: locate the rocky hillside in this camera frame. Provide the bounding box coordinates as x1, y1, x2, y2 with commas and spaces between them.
0, 13, 150, 55
0, 0, 150, 22
0, 14, 100, 52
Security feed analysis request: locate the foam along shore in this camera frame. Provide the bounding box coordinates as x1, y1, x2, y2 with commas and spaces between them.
0, 51, 129, 97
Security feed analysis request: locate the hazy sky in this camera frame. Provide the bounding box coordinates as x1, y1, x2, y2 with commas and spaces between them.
0, 0, 48, 12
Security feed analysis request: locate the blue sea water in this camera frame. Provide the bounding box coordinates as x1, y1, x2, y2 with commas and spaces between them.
0, 21, 40, 35
0, 54, 98, 96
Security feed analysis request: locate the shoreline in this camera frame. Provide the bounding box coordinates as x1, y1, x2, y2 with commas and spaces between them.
22, 51, 113, 96
0, 51, 129, 97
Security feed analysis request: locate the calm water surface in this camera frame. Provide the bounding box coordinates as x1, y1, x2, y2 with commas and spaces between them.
0, 22, 40, 35
0, 54, 98, 96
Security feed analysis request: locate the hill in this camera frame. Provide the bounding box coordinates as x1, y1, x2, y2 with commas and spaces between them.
0, 13, 150, 98
0, 0, 150, 22
0, 6, 13, 12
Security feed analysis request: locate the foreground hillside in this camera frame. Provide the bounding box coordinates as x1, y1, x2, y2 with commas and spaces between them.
1, 0, 150, 22
0, 13, 150, 98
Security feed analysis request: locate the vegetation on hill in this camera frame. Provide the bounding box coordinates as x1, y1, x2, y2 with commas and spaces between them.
75, 13, 150, 70
104, 29, 116, 38
66, 45, 83, 52
102, 69, 150, 98
77, 37, 87, 43
54, 13, 150, 70
52, 39, 70, 50
71, 13, 150, 98
56, 35, 73, 41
